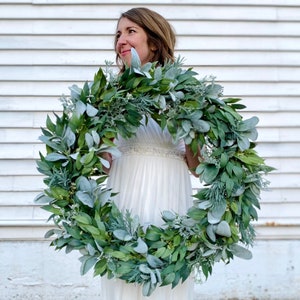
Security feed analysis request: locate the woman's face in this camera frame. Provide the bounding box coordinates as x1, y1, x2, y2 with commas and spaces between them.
116, 17, 156, 67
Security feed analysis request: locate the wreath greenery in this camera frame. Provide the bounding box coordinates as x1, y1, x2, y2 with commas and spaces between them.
35, 49, 272, 296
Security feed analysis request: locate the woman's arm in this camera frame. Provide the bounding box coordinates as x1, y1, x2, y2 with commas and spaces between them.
185, 144, 201, 177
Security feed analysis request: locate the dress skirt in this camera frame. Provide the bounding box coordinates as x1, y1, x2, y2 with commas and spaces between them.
103, 117, 194, 300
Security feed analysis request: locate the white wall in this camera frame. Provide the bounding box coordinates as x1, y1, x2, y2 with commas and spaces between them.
0, 0, 299, 299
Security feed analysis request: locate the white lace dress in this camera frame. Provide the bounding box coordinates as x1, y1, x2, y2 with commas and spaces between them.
102, 117, 194, 300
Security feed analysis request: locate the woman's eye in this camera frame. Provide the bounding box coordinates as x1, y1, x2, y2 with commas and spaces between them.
129, 29, 136, 33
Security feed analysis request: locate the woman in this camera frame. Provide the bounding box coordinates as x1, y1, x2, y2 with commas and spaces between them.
102, 7, 199, 300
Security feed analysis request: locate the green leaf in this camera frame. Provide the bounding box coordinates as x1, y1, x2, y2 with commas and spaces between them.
215, 221, 231, 237
76, 176, 92, 192
230, 244, 253, 260
208, 201, 226, 224
206, 225, 216, 242
45, 153, 67, 161
41, 205, 62, 215
63, 127, 76, 148
76, 191, 94, 208
142, 280, 155, 297
238, 116, 259, 132
197, 200, 212, 210
161, 210, 176, 222
192, 119, 210, 133
101, 87, 117, 102
145, 228, 161, 241
79, 255, 98, 275
46, 115, 56, 132
50, 186, 69, 199
110, 251, 129, 260
85, 132, 94, 148
86, 103, 98, 117
34, 193, 52, 204
130, 48, 141, 70
202, 164, 220, 184
74, 212, 92, 225
133, 237, 148, 254
236, 151, 265, 165
161, 272, 176, 286
147, 255, 164, 268
237, 135, 250, 151
74, 100, 86, 116
94, 258, 107, 276
44, 229, 56, 238
187, 207, 207, 220
113, 229, 133, 241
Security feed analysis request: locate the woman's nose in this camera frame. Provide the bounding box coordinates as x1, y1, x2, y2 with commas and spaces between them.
117, 34, 127, 45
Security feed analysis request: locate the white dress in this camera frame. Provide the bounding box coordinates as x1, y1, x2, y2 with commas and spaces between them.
102, 116, 194, 300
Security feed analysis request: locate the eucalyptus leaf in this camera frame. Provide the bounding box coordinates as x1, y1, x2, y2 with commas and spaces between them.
147, 254, 164, 268
215, 220, 231, 237
243, 128, 258, 141
76, 191, 94, 208
205, 83, 223, 98
45, 153, 67, 161
85, 132, 94, 149
79, 255, 98, 275
237, 135, 250, 151
161, 210, 176, 222
34, 193, 52, 204
206, 224, 216, 242
208, 202, 226, 224
133, 237, 148, 254
198, 200, 212, 210
113, 229, 133, 241
69, 84, 82, 100
91, 131, 100, 145
63, 127, 76, 147
86, 103, 98, 117
74, 100, 86, 116
230, 244, 253, 260
76, 176, 92, 192
238, 116, 259, 132
139, 264, 152, 274
192, 119, 210, 133
142, 280, 154, 297
97, 189, 112, 204
202, 164, 220, 184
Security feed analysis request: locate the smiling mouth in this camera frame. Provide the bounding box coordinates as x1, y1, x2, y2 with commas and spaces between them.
121, 50, 131, 56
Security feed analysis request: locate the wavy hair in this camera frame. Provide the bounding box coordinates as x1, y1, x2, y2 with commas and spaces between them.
114, 7, 176, 72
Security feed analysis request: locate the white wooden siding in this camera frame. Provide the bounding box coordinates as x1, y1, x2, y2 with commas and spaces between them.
0, 0, 299, 243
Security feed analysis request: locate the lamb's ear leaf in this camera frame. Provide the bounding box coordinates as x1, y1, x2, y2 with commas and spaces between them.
130, 48, 141, 71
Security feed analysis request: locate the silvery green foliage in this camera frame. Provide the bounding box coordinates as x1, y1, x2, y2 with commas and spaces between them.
35, 51, 273, 296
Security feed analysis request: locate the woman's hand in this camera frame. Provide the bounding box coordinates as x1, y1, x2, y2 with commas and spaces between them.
101, 151, 112, 174
185, 144, 201, 177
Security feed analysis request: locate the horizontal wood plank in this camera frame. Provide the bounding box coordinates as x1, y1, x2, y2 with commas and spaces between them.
2, 36, 300, 51
1, 19, 300, 36
2, 50, 300, 67
1, 4, 300, 21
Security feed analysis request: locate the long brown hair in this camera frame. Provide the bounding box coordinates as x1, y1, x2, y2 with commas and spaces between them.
114, 7, 176, 72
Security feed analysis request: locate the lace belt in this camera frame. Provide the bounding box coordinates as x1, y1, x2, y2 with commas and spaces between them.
119, 144, 185, 161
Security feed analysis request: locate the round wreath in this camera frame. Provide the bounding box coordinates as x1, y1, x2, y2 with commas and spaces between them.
35, 49, 272, 296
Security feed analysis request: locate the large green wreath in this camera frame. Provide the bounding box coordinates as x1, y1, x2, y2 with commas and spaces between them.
35, 49, 272, 296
